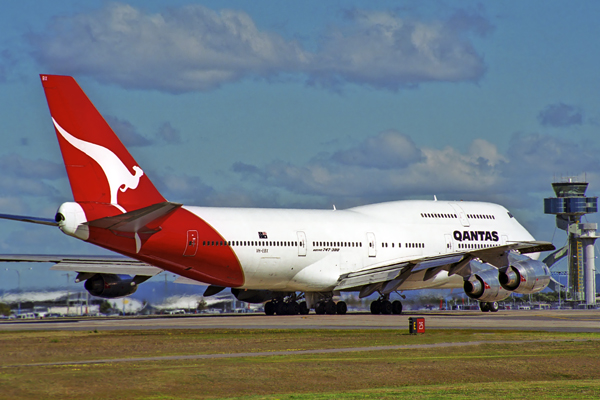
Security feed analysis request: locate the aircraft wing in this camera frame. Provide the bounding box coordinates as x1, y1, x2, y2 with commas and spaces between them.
0, 255, 163, 276
334, 241, 555, 295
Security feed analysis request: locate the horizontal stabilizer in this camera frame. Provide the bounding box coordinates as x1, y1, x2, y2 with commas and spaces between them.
0, 254, 162, 276
0, 213, 58, 226
49, 258, 162, 276
85, 201, 182, 233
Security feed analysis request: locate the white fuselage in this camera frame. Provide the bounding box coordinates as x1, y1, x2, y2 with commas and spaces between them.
185, 200, 535, 292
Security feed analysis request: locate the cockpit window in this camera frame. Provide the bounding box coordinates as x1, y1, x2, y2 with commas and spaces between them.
507, 211, 514, 218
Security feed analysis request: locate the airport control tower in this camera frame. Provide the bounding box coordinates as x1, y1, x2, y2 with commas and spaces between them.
544, 177, 598, 307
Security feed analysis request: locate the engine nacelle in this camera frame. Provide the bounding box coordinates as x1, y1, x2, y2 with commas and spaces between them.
55, 202, 89, 240
464, 269, 511, 302
230, 289, 291, 303
499, 257, 550, 294
84, 274, 138, 299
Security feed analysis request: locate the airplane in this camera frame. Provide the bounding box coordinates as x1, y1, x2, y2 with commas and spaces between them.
0, 74, 555, 315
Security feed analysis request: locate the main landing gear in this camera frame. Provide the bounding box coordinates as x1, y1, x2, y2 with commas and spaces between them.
314, 300, 347, 315
263, 296, 348, 315
370, 296, 403, 315
264, 299, 310, 316
479, 301, 499, 312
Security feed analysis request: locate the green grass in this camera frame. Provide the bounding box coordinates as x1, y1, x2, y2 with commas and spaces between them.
221, 380, 600, 399
0, 329, 599, 399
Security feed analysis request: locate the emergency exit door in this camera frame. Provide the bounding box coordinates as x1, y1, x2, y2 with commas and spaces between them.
183, 230, 198, 256
367, 232, 377, 257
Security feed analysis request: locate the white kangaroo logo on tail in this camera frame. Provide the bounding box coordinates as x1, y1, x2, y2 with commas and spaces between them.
53, 118, 143, 213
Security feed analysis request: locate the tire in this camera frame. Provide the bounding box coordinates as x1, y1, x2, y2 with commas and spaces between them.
299, 301, 309, 315
325, 300, 337, 315
290, 301, 300, 315
264, 301, 275, 316
275, 301, 286, 315
315, 301, 326, 315
381, 300, 393, 315
370, 300, 381, 315
392, 300, 403, 315
479, 302, 490, 312
336, 301, 347, 315
489, 302, 499, 312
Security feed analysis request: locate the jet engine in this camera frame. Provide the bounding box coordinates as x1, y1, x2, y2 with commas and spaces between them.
84, 274, 138, 299
499, 257, 551, 294
231, 289, 291, 303
464, 269, 511, 302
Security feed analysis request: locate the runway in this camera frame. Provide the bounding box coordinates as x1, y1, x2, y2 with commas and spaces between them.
2, 310, 600, 332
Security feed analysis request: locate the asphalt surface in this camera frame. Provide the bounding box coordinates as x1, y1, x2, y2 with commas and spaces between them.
2, 309, 599, 332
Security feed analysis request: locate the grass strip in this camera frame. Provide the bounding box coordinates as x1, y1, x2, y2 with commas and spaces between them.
1, 329, 599, 399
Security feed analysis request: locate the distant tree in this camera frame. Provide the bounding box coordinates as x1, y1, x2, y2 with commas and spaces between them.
0, 303, 11, 316
409, 294, 445, 308
197, 299, 207, 312
343, 295, 363, 308
99, 301, 112, 314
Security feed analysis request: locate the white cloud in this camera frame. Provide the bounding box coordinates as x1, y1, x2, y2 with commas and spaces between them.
30, 4, 490, 93
232, 130, 600, 210
156, 122, 182, 144
31, 3, 310, 93
0, 154, 63, 197
105, 115, 153, 147
150, 169, 214, 204
332, 130, 423, 169
310, 9, 490, 90
537, 102, 583, 127
0, 196, 28, 214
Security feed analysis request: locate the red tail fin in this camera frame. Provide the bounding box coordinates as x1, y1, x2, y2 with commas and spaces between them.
41, 75, 165, 214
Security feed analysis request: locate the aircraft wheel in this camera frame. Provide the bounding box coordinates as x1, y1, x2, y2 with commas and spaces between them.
299, 301, 309, 315
275, 301, 287, 315
479, 302, 490, 312
325, 300, 337, 315
264, 301, 275, 316
336, 301, 347, 315
489, 302, 499, 312
315, 301, 326, 315
392, 300, 403, 315
381, 300, 393, 315
370, 300, 381, 314
290, 301, 300, 315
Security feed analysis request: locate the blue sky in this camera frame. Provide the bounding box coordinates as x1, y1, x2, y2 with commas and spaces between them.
1, 1, 599, 290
